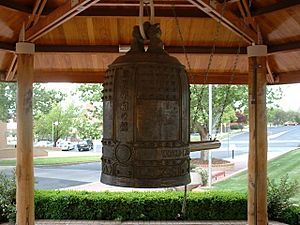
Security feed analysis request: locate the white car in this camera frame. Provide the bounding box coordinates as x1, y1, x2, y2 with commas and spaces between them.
34, 141, 52, 147
60, 142, 75, 151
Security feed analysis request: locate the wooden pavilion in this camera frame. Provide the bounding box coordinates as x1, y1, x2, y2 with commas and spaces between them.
0, 1, 299, 225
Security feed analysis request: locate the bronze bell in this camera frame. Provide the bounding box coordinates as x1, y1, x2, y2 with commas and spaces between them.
101, 22, 190, 188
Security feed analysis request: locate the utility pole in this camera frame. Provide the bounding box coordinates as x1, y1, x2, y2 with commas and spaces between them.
208, 84, 213, 188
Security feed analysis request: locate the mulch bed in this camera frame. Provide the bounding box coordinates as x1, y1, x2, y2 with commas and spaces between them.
191, 158, 233, 168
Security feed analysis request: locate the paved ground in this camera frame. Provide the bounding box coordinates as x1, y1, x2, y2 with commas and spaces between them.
0, 220, 287, 225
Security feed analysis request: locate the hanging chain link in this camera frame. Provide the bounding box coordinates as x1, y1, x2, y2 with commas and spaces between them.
195, 0, 228, 115
171, 5, 192, 78
172, 1, 228, 135
172, 2, 227, 218
214, 0, 254, 139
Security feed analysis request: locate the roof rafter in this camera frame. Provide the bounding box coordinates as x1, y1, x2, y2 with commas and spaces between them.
21, 70, 248, 84
0, 42, 15, 52
187, 0, 258, 43
252, 0, 300, 17
1, 41, 299, 55
276, 71, 300, 84
268, 41, 300, 55
0, 2, 209, 18
5, 0, 101, 81
0, 0, 32, 13
25, 0, 101, 42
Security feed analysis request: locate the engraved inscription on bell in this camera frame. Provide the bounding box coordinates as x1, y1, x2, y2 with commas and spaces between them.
101, 23, 190, 188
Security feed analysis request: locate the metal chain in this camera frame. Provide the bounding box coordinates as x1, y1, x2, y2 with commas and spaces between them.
171, 5, 192, 77
189, 0, 229, 132
213, 45, 241, 139
204, 0, 228, 83
213, 0, 254, 139
172, 1, 228, 134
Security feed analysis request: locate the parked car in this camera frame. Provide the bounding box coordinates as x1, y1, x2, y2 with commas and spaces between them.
77, 140, 93, 151
284, 121, 298, 126
34, 140, 53, 147
60, 142, 75, 151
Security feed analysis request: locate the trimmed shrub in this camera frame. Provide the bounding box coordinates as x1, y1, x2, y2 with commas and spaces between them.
0, 171, 16, 223
280, 206, 300, 225
35, 190, 247, 221
267, 175, 299, 219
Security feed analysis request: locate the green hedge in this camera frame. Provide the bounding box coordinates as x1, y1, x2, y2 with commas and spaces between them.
280, 206, 300, 225
2, 190, 298, 224
35, 190, 247, 221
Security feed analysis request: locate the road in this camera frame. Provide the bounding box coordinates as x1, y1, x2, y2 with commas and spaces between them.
190, 125, 300, 159
1, 125, 299, 190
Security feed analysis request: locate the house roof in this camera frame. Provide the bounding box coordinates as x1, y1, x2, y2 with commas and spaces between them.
0, 0, 299, 84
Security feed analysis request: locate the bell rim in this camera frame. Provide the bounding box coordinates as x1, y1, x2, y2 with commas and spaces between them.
101, 173, 191, 188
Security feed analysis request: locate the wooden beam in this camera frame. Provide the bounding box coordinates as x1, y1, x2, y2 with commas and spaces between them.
25, 0, 101, 42
266, 58, 275, 84
33, 71, 105, 83
252, 0, 300, 17
0, 42, 15, 52
0, 0, 32, 13
13, 69, 300, 85
189, 140, 221, 152
276, 71, 300, 84
6, 0, 100, 81
268, 41, 300, 55
247, 45, 268, 225
35, 44, 247, 54
0, 1, 209, 18
5, 55, 18, 81
33, 42, 300, 54
78, 5, 209, 17
30, 70, 248, 84
16, 42, 35, 225
190, 71, 248, 84
187, 0, 257, 43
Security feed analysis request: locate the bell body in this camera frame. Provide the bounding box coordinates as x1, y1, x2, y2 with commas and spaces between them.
101, 23, 190, 187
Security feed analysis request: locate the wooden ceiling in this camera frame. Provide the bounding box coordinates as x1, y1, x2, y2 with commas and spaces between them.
0, 0, 299, 84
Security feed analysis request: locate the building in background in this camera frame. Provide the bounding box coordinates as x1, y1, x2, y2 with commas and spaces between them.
0, 121, 7, 149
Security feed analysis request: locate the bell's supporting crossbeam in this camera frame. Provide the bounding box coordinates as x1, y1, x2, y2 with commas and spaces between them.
16, 41, 35, 225
247, 45, 268, 225
189, 140, 221, 152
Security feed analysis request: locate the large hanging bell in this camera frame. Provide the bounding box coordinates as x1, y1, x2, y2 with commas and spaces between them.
101, 23, 190, 187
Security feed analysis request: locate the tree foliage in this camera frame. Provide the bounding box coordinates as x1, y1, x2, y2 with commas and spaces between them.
0, 82, 65, 122
190, 84, 248, 135
34, 104, 77, 145
33, 83, 66, 119
0, 83, 16, 122
73, 84, 103, 139
190, 84, 283, 136
268, 108, 300, 125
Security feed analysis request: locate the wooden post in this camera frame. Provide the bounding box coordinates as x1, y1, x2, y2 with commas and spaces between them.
16, 41, 35, 225
247, 45, 268, 225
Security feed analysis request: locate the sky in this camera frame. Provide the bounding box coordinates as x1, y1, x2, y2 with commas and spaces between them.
273, 84, 300, 111
43, 82, 300, 112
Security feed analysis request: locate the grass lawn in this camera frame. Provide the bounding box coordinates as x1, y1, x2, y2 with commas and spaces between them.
0, 156, 100, 166
213, 148, 300, 202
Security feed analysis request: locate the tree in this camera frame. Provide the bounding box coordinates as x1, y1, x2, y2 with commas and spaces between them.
0, 82, 16, 122
0, 82, 65, 122
190, 84, 282, 160
190, 84, 248, 137
73, 84, 103, 139
267, 108, 300, 125
34, 104, 77, 146
33, 83, 66, 119
74, 110, 102, 140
